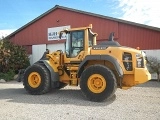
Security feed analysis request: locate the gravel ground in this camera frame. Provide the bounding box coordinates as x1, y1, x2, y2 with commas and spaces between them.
0, 80, 160, 120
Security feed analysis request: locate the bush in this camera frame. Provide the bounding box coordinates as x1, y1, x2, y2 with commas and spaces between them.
0, 70, 15, 81
0, 38, 30, 80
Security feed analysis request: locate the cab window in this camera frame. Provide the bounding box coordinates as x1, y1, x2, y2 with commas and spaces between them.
71, 31, 84, 57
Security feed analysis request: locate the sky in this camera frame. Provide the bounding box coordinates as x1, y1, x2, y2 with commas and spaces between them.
0, 0, 160, 38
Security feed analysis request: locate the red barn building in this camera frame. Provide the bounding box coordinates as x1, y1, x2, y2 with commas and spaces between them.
7, 5, 160, 64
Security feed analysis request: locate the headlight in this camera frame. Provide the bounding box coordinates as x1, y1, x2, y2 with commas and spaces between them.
123, 52, 132, 60
136, 54, 144, 68
122, 52, 133, 71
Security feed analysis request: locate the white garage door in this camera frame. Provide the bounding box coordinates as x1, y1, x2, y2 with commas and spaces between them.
32, 44, 46, 64
47, 43, 65, 53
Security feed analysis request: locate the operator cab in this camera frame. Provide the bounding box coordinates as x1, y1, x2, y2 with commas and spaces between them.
65, 30, 84, 57
60, 27, 96, 58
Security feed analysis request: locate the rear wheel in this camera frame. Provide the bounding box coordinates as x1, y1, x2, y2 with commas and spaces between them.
80, 64, 117, 102
23, 64, 51, 95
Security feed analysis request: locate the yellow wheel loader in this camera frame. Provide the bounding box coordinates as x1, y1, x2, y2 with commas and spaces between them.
22, 24, 151, 102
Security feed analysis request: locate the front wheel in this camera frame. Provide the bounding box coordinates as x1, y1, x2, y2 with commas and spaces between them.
23, 64, 51, 95
80, 64, 117, 102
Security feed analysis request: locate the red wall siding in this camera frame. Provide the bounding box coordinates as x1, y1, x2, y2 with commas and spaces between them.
118, 23, 160, 49
10, 8, 160, 51
10, 8, 118, 45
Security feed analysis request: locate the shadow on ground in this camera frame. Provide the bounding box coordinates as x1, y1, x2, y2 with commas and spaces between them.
1, 80, 159, 106
135, 81, 160, 88
0, 85, 116, 106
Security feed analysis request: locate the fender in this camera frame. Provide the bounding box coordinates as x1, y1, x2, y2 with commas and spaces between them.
77, 55, 123, 78
36, 60, 59, 88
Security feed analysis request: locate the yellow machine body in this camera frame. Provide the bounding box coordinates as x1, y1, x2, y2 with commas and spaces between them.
23, 24, 151, 102
46, 24, 151, 89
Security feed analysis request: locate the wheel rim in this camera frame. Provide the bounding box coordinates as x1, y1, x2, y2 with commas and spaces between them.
28, 72, 41, 88
87, 74, 106, 93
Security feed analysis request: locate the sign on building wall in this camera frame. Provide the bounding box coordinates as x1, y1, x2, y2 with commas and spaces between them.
48, 25, 70, 40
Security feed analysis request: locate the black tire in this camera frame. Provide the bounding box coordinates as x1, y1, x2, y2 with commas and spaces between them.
23, 64, 51, 95
80, 64, 117, 102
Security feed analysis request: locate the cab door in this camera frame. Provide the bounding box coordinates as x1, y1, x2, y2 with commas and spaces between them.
64, 30, 85, 63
